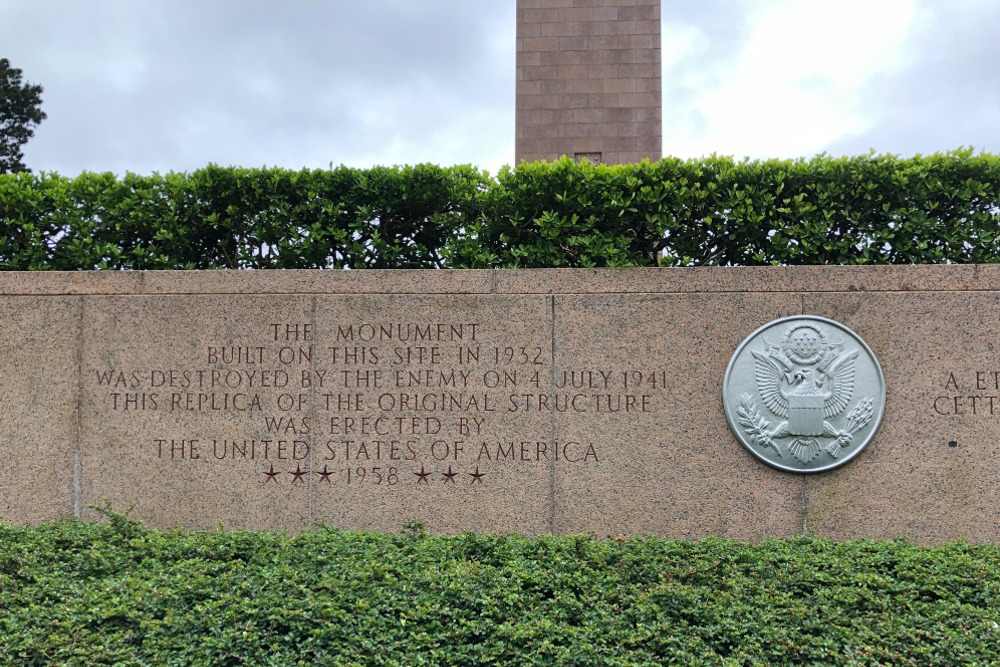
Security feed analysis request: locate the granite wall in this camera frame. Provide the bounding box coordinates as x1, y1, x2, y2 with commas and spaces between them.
0, 267, 996, 543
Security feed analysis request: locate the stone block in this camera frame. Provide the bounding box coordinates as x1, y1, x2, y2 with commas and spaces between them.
524, 8, 560, 23
4, 267, 997, 543
559, 7, 619, 22
801, 292, 1000, 542
603, 77, 637, 93
570, 78, 605, 94
0, 296, 79, 524
617, 5, 658, 21
549, 292, 804, 539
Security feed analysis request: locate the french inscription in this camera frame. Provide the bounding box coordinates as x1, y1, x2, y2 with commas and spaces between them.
94, 320, 665, 489
932, 371, 1000, 416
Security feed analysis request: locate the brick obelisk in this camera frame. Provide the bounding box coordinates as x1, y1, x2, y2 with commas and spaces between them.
515, 0, 662, 165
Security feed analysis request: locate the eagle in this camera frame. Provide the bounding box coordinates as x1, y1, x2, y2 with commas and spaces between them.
751, 343, 857, 437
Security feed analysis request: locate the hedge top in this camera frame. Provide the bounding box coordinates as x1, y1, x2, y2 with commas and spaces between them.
1, 150, 997, 270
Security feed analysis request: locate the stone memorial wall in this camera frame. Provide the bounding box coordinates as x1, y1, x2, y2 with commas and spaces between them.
0, 267, 997, 543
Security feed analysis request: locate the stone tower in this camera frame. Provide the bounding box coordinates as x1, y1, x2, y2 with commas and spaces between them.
515, 0, 662, 165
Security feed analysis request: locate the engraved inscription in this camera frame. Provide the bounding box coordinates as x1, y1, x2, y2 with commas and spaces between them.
932, 371, 1000, 416
93, 318, 666, 489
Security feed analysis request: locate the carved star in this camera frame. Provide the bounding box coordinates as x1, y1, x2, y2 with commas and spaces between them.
442, 465, 458, 484
414, 465, 431, 484
468, 466, 486, 484
263, 464, 280, 484
289, 464, 307, 484
316, 465, 334, 483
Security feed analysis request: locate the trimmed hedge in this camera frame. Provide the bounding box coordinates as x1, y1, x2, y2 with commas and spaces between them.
1, 150, 998, 270
0, 164, 486, 270
463, 150, 1000, 267
1, 515, 998, 665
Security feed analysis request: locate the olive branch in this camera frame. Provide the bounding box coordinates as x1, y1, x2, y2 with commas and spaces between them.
736, 393, 782, 458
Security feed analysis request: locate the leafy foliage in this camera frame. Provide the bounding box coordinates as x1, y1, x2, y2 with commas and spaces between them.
0, 58, 46, 174
453, 150, 1000, 267
0, 164, 487, 270
1, 518, 998, 665
1, 150, 998, 270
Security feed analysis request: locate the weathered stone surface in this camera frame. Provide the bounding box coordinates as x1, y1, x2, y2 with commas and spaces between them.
515, 0, 661, 164
550, 292, 804, 540
802, 291, 1000, 542
1, 267, 998, 543
0, 297, 79, 523
78, 294, 315, 531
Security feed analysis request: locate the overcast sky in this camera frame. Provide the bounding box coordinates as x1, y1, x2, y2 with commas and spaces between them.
2, 0, 998, 177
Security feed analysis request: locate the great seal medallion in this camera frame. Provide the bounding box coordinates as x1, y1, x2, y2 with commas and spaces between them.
723, 316, 885, 473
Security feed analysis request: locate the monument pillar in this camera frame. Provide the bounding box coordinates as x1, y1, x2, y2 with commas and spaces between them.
515, 0, 662, 165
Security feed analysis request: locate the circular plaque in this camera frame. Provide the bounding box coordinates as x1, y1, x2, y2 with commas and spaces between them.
723, 316, 885, 473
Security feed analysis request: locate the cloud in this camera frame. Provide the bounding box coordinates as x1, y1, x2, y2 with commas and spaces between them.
663, 0, 922, 158
3, 1, 515, 175
1, 0, 996, 175
827, 0, 1000, 155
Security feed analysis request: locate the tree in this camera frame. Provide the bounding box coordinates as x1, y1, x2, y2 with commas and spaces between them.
0, 58, 46, 173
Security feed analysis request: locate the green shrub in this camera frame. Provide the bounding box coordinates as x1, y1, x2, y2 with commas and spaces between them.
453, 150, 1000, 267
2, 150, 998, 270
0, 164, 488, 270
1, 519, 997, 665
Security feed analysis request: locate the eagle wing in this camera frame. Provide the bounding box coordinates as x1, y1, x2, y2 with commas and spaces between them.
823, 349, 858, 417
751, 350, 788, 417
